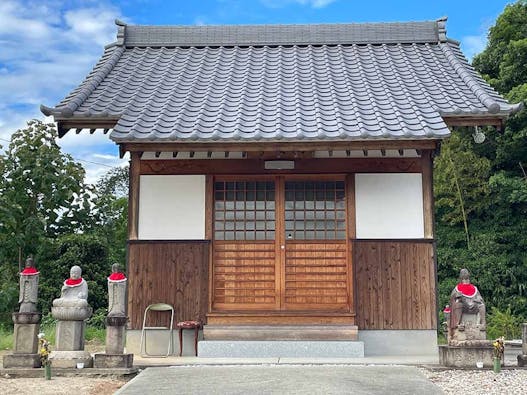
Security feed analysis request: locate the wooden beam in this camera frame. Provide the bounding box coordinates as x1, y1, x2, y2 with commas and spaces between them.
128, 152, 141, 240
57, 118, 118, 136
139, 157, 423, 175
443, 116, 504, 129
119, 140, 439, 154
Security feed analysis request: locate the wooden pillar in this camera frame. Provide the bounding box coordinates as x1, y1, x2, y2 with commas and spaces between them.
128, 151, 141, 240
421, 149, 435, 239
346, 174, 356, 316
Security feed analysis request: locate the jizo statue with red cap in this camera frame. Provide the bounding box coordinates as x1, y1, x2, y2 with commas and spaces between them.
19, 256, 39, 313
449, 268, 486, 332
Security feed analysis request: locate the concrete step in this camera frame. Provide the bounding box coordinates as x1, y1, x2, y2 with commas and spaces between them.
198, 340, 365, 358
203, 325, 358, 341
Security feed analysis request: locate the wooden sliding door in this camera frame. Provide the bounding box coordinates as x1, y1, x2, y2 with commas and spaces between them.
211, 176, 350, 312
282, 180, 349, 311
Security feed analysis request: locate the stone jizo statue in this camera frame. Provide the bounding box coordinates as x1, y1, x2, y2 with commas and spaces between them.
52, 265, 89, 308
107, 263, 127, 317
19, 257, 39, 313
449, 268, 486, 332
50, 265, 93, 367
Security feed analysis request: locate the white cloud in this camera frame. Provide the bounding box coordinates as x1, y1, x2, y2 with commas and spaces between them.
0, 0, 125, 179
260, 0, 337, 9
461, 34, 487, 61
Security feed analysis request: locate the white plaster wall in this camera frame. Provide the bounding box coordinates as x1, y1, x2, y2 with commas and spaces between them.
355, 173, 424, 239
138, 175, 205, 240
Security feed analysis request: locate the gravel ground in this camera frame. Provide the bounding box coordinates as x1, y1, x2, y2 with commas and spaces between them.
3, 367, 527, 394
0, 376, 126, 395
420, 368, 527, 395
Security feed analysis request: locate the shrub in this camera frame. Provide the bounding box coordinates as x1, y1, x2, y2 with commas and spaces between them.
487, 306, 524, 339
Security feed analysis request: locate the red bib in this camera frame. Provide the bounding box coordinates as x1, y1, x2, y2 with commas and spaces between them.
456, 283, 477, 297
108, 272, 127, 281
21, 267, 39, 275
64, 278, 83, 286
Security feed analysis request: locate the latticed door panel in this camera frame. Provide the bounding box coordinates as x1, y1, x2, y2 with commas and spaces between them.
283, 180, 350, 311
212, 180, 278, 309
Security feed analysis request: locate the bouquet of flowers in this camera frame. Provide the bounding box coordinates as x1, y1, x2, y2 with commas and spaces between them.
492, 336, 505, 361
38, 333, 51, 367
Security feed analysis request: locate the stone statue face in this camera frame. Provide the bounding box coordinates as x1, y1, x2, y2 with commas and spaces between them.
70, 265, 82, 279
459, 268, 470, 283
25, 257, 35, 268
112, 263, 120, 273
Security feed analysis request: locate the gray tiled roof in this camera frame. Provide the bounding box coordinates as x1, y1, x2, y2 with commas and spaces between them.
41, 19, 522, 143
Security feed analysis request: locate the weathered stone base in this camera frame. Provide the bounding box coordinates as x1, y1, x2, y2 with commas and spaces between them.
55, 320, 86, 351
94, 353, 133, 368
12, 323, 40, 354
3, 353, 41, 368
49, 350, 93, 368
439, 344, 494, 368
518, 355, 527, 367
105, 323, 126, 354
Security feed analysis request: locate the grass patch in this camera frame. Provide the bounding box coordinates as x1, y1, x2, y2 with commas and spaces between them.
0, 317, 104, 353
0, 327, 13, 350
85, 326, 106, 343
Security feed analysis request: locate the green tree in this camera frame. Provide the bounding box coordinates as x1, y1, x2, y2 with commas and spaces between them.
38, 234, 110, 315
90, 166, 129, 265
436, 0, 527, 325
434, 131, 491, 248
0, 120, 91, 268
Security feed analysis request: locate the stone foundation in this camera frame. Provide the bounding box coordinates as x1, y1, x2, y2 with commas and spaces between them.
439, 344, 494, 368
3, 312, 42, 368
94, 353, 134, 368
3, 353, 41, 368
49, 350, 93, 368
198, 340, 364, 358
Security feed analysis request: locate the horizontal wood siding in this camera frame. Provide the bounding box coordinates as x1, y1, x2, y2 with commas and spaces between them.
127, 241, 209, 329
213, 241, 277, 309
284, 242, 349, 310
354, 240, 436, 330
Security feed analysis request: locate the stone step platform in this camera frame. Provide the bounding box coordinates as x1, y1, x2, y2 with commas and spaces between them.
198, 340, 365, 358
203, 325, 358, 341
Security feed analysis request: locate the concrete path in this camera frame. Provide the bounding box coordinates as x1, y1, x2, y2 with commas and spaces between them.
116, 365, 442, 395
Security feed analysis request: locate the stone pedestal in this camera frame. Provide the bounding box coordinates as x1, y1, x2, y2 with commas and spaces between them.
439, 344, 494, 368
518, 323, 527, 367
94, 316, 133, 368
49, 350, 93, 368
50, 305, 93, 368
449, 313, 486, 345
55, 320, 86, 350
94, 353, 133, 368
3, 312, 41, 368
105, 316, 127, 354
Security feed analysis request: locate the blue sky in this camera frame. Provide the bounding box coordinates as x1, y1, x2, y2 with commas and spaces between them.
0, 0, 515, 182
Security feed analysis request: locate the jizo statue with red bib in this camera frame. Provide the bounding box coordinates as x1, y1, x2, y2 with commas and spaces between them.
449, 269, 486, 339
